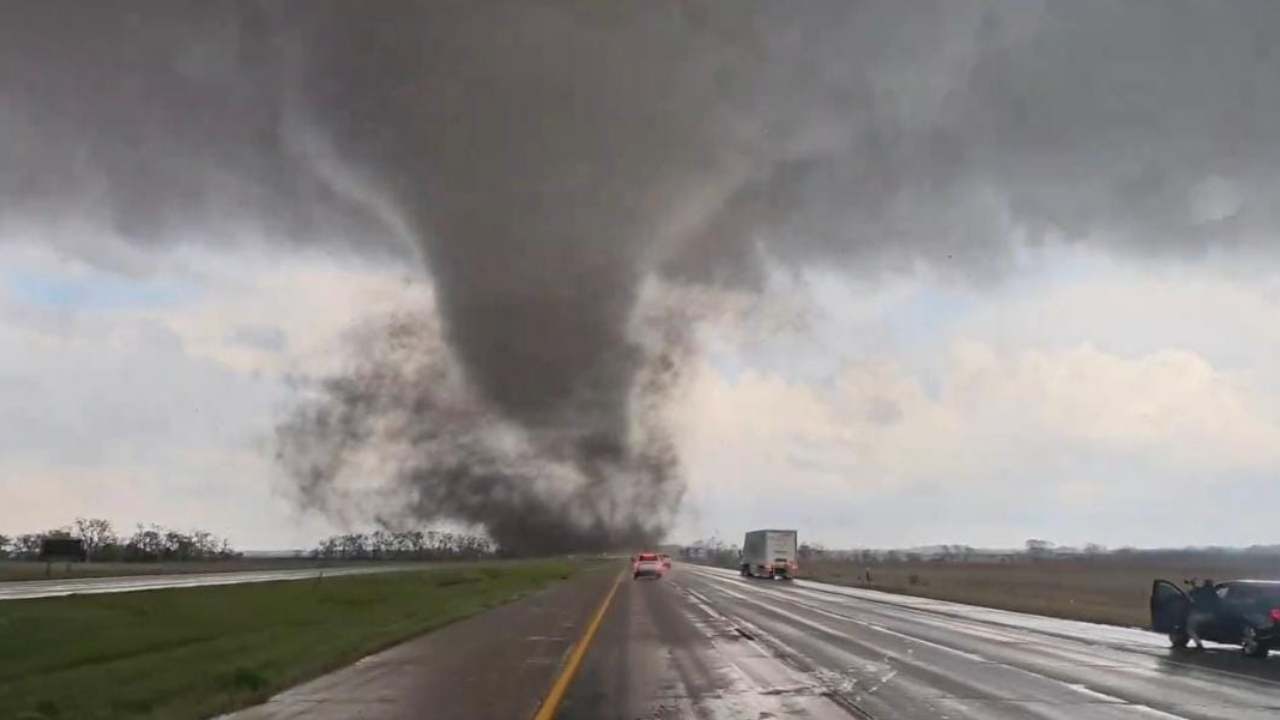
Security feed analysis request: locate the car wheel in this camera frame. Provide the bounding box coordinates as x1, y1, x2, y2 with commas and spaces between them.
1168, 629, 1189, 649
1242, 625, 1270, 658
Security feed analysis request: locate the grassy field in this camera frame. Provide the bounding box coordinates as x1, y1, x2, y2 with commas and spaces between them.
0, 559, 348, 582
801, 555, 1280, 628
0, 559, 586, 720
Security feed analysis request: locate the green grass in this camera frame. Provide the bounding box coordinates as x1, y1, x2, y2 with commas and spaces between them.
0, 560, 583, 720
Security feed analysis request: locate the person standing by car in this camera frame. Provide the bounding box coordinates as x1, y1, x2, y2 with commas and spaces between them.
1188, 579, 1218, 650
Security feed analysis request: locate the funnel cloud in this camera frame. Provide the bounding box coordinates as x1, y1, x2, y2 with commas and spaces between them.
4, 1, 1280, 550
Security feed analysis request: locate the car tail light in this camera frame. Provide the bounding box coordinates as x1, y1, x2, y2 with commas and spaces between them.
1269, 608, 1280, 623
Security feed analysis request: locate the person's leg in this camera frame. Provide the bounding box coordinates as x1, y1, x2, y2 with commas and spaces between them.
1188, 612, 1206, 650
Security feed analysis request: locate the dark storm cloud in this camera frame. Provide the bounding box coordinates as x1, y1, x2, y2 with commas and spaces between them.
5, 1, 1280, 549
0, 1, 410, 258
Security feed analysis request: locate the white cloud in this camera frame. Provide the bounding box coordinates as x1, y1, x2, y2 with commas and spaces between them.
957, 249, 1280, 375
949, 340, 1280, 469
674, 333, 1280, 549
143, 246, 434, 377
0, 242, 425, 547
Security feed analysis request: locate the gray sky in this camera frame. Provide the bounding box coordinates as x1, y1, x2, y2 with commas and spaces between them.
4, 1, 1280, 549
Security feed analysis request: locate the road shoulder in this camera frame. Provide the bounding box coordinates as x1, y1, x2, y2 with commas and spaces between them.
218, 563, 618, 720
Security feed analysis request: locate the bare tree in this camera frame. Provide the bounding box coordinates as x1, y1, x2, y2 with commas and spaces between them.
191, 530, 221, 557
73, 518, 117, 561
3, 522, 235, 563
799, 542, 827, 560
405, 530, 426, 555
312, 529, 499, 561
125, 525, 165, 561
164, 530, 194, 560
1025, 539, 1054, 559
13, 533, 44, 559
370, 530, 397, 559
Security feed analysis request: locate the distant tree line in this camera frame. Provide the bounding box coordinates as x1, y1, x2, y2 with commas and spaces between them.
680, 537, 741, 567
309, 530, 498, 561
677, 536, 1280, 567
0, 518, 239, 562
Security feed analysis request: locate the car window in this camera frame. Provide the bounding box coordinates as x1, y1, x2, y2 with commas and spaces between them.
1251, 587, 1280, 604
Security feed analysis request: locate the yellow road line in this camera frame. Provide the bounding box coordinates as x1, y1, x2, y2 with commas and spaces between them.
531, 567, 625, 720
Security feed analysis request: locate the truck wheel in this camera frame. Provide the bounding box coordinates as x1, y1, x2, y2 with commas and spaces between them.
740, 564, 751, 578
1242, 626, 1270, 658
1168, 630, 1189, 649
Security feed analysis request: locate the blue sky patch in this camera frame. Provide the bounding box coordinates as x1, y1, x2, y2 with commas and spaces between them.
881, 285, 971, 344
2, 266, 199, 310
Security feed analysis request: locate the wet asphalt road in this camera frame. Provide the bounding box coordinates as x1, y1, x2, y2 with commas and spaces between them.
0, 565, 420, 600
559, 565, 1280, 720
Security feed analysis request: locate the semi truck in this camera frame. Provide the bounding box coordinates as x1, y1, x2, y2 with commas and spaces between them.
740, 529, 798, 580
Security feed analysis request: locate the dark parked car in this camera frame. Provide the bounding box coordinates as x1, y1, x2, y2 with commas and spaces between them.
1151, 579, 1280, 658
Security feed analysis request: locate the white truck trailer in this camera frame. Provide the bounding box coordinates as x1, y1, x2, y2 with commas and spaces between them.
740, 529, 798, 580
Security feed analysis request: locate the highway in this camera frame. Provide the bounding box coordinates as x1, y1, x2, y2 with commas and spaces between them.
0, 564, 418, 601
19, 560, 1280, 719
558, 565, 1280, 720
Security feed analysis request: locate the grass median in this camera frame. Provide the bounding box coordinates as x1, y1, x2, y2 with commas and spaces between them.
0, 559, 587, 720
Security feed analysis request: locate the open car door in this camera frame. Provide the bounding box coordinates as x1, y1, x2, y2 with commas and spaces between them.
1150, 580, 1190, 634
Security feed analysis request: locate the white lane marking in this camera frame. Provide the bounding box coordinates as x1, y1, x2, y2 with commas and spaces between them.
718, 576, 1081, 669
1066, 684, 1197, 720
792, 592, 1233, 718
697, 574, 991, 663
687, 565, 1280, 693
680, 580, 924, 717
678, 584, 727, 620
698, 565, 1164, 647
686, 568, 1207, 719
669, 582, 854, 719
